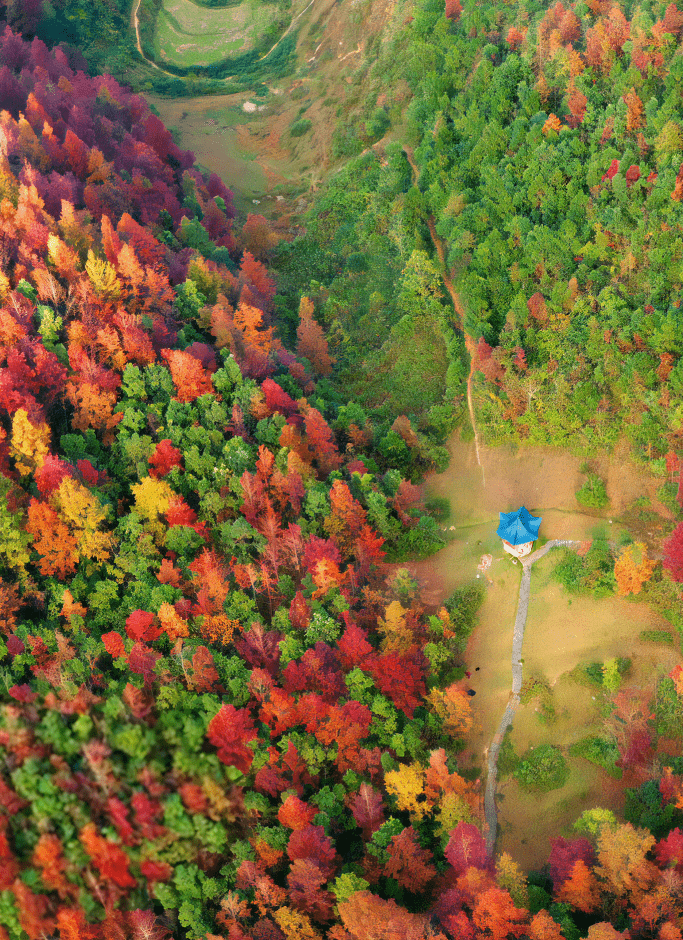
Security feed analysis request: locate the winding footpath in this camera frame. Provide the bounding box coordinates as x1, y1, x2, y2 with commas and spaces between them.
131, 0, 178, 75
261, 0, 316, 61
483, 539, 581, 855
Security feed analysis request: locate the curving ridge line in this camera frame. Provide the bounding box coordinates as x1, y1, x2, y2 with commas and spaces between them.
131, 0, 316, 77
131, 0, 177, 75
484, 539, 581, 855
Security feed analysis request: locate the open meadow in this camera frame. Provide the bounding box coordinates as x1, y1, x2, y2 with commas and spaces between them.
153, 0, 281, 67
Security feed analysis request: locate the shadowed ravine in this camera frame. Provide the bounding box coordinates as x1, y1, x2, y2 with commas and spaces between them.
484, 539, 581, 855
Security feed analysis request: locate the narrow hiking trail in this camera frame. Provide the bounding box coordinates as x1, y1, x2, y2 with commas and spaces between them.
131, 0, 178, 76
261, 0, 315, 61
402, 146, 484, 477
483, 539, 581, 854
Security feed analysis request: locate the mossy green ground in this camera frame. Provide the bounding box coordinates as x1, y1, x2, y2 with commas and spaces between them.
147, 94, 270, 211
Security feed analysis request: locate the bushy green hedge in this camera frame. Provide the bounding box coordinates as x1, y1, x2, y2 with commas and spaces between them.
570, 737, 622, 779
514, 745, 569, 792
576, 474, 610, 510
290, 118, 313, 137
553, 542, 617, 597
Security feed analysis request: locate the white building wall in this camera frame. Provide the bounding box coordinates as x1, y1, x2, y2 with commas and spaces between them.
502, 540, 533, 558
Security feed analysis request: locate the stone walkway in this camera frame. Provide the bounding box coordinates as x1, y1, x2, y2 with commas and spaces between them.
484, 539, 581, 854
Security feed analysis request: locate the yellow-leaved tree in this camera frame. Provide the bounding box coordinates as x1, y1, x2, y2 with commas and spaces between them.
273, 907, 322, 940
10, 408, 50, 476
378, 600, 414, 654
0, 477, 32, 578
496, 852, 529, 908
85, 249, 121, 298
131, 476, 175, 544
436, 793, 475, 840
53, 478, 116, 564
595, 822, 656, 901
384, 762, 428, 822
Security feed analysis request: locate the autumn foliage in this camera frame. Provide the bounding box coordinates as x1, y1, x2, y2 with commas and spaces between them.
0, 9, 681, 940
0, 22, 476, 940
614, 542, 655, 595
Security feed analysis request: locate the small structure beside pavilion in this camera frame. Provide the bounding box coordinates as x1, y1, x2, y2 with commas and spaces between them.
496, 506, 542, 559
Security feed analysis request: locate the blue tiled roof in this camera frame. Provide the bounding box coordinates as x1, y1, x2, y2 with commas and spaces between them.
496, 506, 542, 545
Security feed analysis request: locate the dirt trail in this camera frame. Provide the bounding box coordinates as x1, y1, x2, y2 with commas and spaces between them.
131, 0, 178, 76
261, 0, 316, 60
484, 539, 580, 854
403, 146, 483, 477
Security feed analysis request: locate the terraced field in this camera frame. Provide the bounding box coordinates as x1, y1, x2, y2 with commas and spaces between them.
154, 0, 281, 67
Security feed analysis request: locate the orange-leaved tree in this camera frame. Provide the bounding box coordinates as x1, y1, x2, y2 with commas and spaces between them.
426, 683, 473, 737
26, 499, 79, 578
296, 296, 333, 377
614, 542, 655, 596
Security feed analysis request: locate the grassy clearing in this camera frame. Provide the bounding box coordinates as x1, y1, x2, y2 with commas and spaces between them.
154, 0, 279, 67
147, 94, 270, 211
415, 438, 682, 869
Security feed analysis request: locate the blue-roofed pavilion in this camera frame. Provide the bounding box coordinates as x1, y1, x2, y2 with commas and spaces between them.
497, 506, 542, 558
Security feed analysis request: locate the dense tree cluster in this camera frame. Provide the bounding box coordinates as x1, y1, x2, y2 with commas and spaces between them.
405, 0, 683, 460
0, 23, 465, 940
277, 0, 683, 469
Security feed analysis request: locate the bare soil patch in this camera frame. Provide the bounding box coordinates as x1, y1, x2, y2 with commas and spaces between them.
428, 437, 672, 527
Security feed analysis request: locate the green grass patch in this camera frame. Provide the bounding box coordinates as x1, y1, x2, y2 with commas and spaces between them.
520, 675, 556, 724
640, 629, 674, 644
154, 0, 282, 69
569, 736, 622, 779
